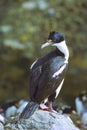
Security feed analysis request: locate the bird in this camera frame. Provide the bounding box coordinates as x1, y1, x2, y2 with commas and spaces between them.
75, 92, 87, 125
19, 31, 69, 119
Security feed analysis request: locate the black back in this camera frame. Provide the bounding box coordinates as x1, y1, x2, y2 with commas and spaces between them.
29, 49, 68, 103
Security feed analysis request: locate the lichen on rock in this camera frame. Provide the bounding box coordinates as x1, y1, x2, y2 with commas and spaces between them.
4, 110, 80, 130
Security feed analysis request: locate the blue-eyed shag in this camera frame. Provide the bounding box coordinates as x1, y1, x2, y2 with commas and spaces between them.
20, 31, 69, 119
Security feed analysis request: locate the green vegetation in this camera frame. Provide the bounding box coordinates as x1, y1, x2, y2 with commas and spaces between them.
0, 0, 87, 104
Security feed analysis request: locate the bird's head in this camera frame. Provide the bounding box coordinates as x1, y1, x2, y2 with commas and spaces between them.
79, 92, 87, 102
41, 31, 65, 49
41, 31, 69, 60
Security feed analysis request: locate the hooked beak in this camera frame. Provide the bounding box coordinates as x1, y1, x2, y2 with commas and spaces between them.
41, 40, 52, 49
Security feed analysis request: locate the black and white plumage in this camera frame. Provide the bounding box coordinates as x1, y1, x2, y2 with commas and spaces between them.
20, 31, 69, 119
75, 92, 87, 125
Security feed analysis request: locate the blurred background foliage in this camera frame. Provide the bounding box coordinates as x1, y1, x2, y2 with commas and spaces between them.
0, 0, 87, 106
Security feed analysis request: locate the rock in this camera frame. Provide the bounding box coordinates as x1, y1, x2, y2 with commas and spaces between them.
5, 109, 80, 130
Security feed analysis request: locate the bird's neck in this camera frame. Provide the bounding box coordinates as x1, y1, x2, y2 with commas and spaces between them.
56, 40, 69, 61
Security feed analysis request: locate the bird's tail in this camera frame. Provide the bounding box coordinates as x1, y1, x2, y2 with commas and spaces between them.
19, 101, 39, 119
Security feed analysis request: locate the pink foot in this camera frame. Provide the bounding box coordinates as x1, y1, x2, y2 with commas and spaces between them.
39, 104, 48, 110
39, 104, 57, 113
